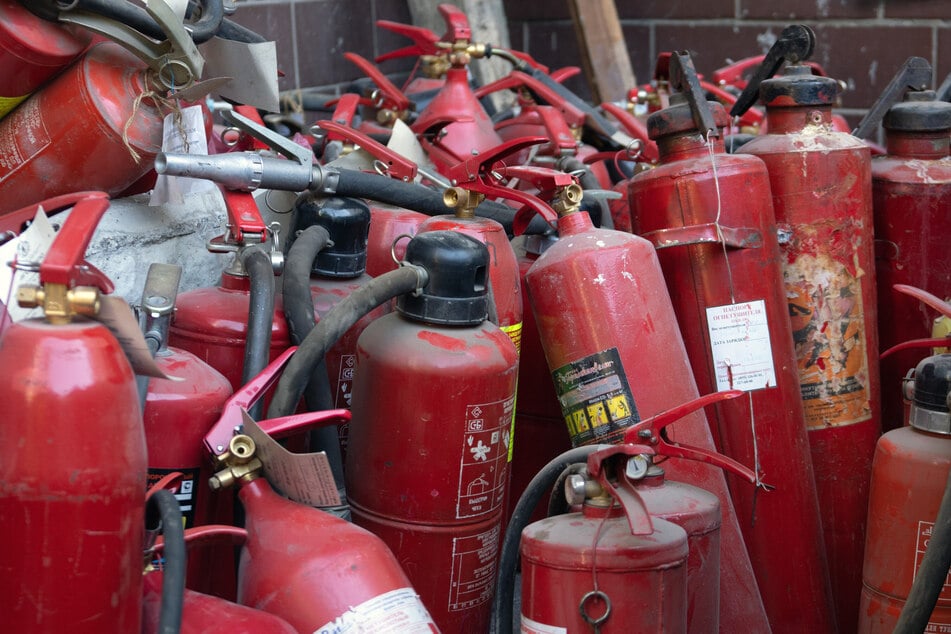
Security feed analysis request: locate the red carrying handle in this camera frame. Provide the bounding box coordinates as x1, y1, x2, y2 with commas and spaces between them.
316, 120, 418, 182
33, 191, 114, 292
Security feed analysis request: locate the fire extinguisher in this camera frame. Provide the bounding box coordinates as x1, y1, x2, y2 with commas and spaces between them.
518, 391, 757, 634
520, 169, 771, 631
859, 347, 951, 632
853, 56, 951, 432
0, 191, 146, 632
628, 51, 834, 633
0, 0, 205, 215
0, 0, 91, 119
731, 25, 881, 632
344, 230, 519, 633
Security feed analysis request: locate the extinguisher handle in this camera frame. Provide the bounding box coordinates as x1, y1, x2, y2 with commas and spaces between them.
599, 102, 659, 162
895, 283, 951, 319
220, 108, 314, 167
37, 191, 115, 292
323, 93, 364, 131
344, 52, 413, 113
257, 408, 351, 440
475, 71, 587, 130
729, 24, 816, 118
437, 3, 472, 42
711, 55, 765, 90
590, 452, 655, 536
669, 51, 720, 138
374, 20, 441, 62
315, 120, 418, 182
699, 80, 765, 128
853, 56, 933, 139
213, 187, 268, 248
881, 337, 951, 360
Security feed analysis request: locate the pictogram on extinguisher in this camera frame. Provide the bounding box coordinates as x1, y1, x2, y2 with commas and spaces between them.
731, 25, 881, 633
853, 56, 951, 433
628, 50, 834, 633
0, 191, 147, 633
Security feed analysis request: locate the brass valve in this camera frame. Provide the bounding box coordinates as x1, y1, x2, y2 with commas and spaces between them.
209, 434, 262, 490
550, 183, 584, 218
17, 283, 101, 325
443, 186, 485, 219
421, 54, 451, 79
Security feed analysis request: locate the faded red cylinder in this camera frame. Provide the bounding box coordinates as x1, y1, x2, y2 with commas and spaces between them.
0, 320, 145, 632
365, 203, 428, 277
0, 0, 91, 119
347, 231, 519, 633
740, 63, 880, 634
859, 353, 951, 632
872, 92, 951, 431
0, 42, 162, 215
629, 96, 835, 632
520, 504, 688, 633
237, 477, 437, 632
523, 209, 770, 632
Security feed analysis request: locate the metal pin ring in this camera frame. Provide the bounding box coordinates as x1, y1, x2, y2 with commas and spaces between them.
389, 233, 414, 268
579, 590, 611, 628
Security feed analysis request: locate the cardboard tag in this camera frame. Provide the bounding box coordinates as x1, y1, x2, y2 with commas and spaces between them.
0, 208, 56, 322
97, 295, 183, 380
150, 105, 216, 206
242, 411, 342, 507
199, 37, 280, 113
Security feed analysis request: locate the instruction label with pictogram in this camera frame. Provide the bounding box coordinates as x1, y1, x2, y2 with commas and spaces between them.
448, 525, 500, 613
456, 396, 514, 519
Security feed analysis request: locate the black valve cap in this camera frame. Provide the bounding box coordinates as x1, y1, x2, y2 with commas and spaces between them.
398, 230, 489, 326
292, 194, 370, 278
760, 65, 839, 108
913, 353, 951, 412
647, 94, 731, 140
885, 91, 951, 132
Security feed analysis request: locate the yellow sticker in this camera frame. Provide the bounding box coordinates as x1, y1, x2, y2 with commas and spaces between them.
0, 94, 28, 120
500, 321, 523, 356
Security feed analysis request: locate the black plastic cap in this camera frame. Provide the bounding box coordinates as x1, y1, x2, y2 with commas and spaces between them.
761, 64, 838, 108
913, 354, 951, 412
397, 231, 489, 326
884, 91, 951, 132
292, 194, 371, 278
647, 95, 731, 139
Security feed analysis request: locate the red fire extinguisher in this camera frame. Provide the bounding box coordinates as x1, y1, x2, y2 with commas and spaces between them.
345, 230, 519, 633
521, 169, 771, 631
0, 0, 205, 215
520, 391, 758, 634
853, 56, 951, 432
731, 25, 881, 633
0, 191, 146, 632
628, 51, 835, 633
0, 0, 91, 119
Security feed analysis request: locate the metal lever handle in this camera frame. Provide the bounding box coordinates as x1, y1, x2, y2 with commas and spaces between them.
220, 109, 313, 167
38, 192, 114, 292
670, 50, 720, 138
437, 2, 472, 42
344, 52, 412, 113
316, 120, 418, 182
853, 56, 933, 139
730, 24, 816, 118
374, 18, 441, 62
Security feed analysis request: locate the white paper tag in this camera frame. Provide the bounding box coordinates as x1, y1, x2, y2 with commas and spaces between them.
705, 300, 777, 392
241, 412, 342, 507
150, 105, 216, 206
199, 38, 280, 113
314, 587, 437, 634
0, 208, 56, 322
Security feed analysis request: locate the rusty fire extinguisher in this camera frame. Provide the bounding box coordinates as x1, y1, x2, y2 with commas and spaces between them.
343, 231, 519, 633
731, 25, 881, 633
853, 56, 951, 432
628, 51, 834, 633
519, 167, 770, 631
517, 391, 758, 634
0, 0, 205, 215
0, 191, 147, 632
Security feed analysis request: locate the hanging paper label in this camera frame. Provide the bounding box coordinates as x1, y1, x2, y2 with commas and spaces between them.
0, 98, 51, 185
150, 105, 215, 206
551, 347, 640, 446
705, 300, 777, 392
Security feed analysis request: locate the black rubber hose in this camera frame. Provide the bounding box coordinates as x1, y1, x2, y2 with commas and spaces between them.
267, 266, 425, 419
559, 156, 613, 230
492, 445, 606, 634
282, 225, 348, 503
894, 467, 951, 633
331, 169, 552, 236
57, 0, 223, 44
215, 17, 268, 44
147, 489, 185, 634
240, 246, 275, 420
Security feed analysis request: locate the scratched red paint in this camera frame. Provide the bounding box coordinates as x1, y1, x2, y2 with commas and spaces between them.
417, 330, 468, 351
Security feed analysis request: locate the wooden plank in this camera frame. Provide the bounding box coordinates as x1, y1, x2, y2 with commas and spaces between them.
567, 0, 637, 103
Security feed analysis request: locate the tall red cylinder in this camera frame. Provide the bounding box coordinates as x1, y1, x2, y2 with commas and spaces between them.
629, 97, 834, 632
523, 209, 770, 632
740, 63, 880, 633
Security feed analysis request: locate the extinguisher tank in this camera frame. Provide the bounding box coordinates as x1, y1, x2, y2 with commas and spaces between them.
347, 231, 519, 633
860, 353, 951, 632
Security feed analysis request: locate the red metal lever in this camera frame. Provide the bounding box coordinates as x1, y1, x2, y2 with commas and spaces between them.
880, 284, 951, 359
599, 102, 659, 163
437, 2, 471, 42
218, 187, 267, 246
323, 93, 362, 130
203, 346, 351, 456
375, 20, 441, 62
34, 191, 114, 292
316, 120, 418, 182
344, 52, 412, 113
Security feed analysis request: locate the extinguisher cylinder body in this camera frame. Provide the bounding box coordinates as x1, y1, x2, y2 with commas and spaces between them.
0, 320, 146, 632
0, 42, 163, 215
237, 477, 438, 633
365, 203, 429, 277
520, 504, 689, 634
741, 66, 880, 634
629, 100, 835, 633
524, 210, 770, 632
872, 97, 951, 431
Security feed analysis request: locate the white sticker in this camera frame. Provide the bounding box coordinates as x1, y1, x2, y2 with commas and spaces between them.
150, 105, 216, 207
448, 525, 500, 612
198, 38, 280, 113
0, 206, 55, 322
312, 587, 437, 634
705, 300, 776, 392
520, 615, 568, 634
456, 396, 514, 519
242, 412, 342, 508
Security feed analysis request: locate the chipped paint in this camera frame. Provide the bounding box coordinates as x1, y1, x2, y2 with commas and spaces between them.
593, 273, 606, 285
